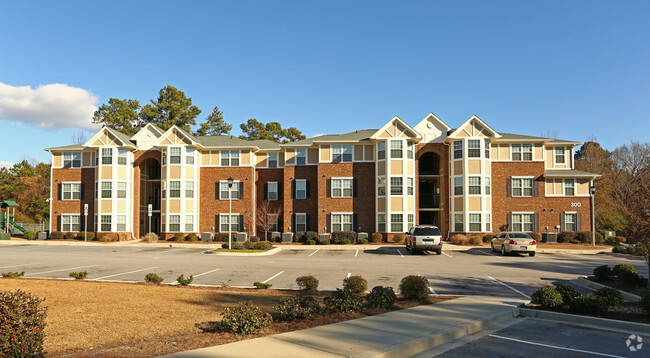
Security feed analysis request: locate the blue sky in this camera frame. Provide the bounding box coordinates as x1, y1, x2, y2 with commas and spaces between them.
1, 1, 648, 166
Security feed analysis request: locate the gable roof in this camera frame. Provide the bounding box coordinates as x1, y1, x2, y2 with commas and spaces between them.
371, 116, 422, 140
194, 135, 278, 149
447, 115, 501, 139
44, 143, 88, 152
414, 112, 451, 132
81, 126, 136, 149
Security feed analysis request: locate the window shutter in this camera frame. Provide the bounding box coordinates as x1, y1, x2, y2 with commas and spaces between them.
239, 182, 244, 199
533, 180, 539, 197
506, 178, 512, 197
57, 183, 62, 200
215, 215, 220, 232
215, 182, 220, 200
353, 179, 358, 197
80, 183, 85, 200
507, 213, 512, 231
291, 214, 296, 233
306, 181, 311, 199
239, 215, 244, 232
353, 214, 358, 232
326, 179, 332, 197
576, 213, 582, 232
326, 214, 332, 233
291, 180, 295, 199
560, 213, 565, 232
306, 214, 310, 232
263, 183, 268, 200
278, 184, 283, 199
533, 213, 539, 233
57, 215, 62, 231
278, 215, 283, 232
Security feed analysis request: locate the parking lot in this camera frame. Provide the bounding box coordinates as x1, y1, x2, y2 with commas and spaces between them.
0, 243, 647, 299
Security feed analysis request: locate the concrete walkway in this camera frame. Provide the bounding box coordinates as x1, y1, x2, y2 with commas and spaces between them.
162, 295, 526, 358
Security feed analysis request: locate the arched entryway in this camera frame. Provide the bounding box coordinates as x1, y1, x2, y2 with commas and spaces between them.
418, 152, 441, 227
139, 158, 161, 235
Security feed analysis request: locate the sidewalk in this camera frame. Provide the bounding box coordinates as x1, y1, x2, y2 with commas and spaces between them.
162, 295, 525, 358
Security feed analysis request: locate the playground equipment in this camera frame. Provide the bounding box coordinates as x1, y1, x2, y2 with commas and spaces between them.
1, 200, 25, 234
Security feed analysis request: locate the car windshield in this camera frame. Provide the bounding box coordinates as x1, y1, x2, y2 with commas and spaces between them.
509, 233, 532, 239
413, 227, 441, 236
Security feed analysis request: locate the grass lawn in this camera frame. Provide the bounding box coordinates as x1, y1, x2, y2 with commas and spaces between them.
0, 278, 455, 357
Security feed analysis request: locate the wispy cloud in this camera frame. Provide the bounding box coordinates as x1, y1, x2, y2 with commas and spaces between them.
0, 82, 100, 130
0, 161, 13, 169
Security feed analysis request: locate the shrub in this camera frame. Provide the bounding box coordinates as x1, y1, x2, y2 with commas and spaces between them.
571, 239, 581, 244
531, 286, 563, 309
392, 234, 404, 243
612, 264, 642, 286
79, 231, 95, 241
340, 238, 351, 245
306, 231, 318, 241
593, 265, 612, 282
557, 232, 576, 243
594, 287, 624, 306
68, 271, 88, 280
172, 233, 185, 241
399, 275, 430, 302
253, 241, 273, 250
357, 238, 368, 244
97, 233, 117, 242
468, 235, 483, 246
250, 236, 260, 242
296, 275, 319, 291
220, 302, 272, 335
612, 246, 626, 254
306, 239, 316, 245
554, 283, 581, 304
569, 295, 609, 316
0, 289, 47, 357
605, 237, 617, 246
294, 232, 306, 243
50, 231, 64, 240
332, 231, 356, 243
615, 236, 626, 244
449, 234, 468, 245
483, 234, 495, 243
632, 243, 648, 257
221, 242, 244, 249
324, 288, 364, 313
176, 274, 193, 286
365, 286, 397, 309
319, 239, 330, 245
1, 271, 25, 278
528, 232, 541, 242
343, 275, 368, 293
274, 295, 320, 321
576, 232, 591, 244
64, 232, 75, 240
371, 233, 383, 243
186, 233, 198, 241
641, 293, 650, 315
254, 281, 272, 289
24, 231, 37, 240
595, 232, 604, 244
144, 273, 164, 284
140, 232, 158, 241
214, 233, 229, 242
243, 241, 254, 249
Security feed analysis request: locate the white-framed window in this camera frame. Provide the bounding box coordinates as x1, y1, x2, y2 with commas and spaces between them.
169, 215, 180, 232
512, 213, 533, 232
185, 215, 194, 232
267, 182, 278, 200
378, 213, 386, 232
512, 178, 533, 197
554, 147, 565, 164
390, 213, 403, 233
101, 148, 113, 165
332, 145, 353, 162
295, 179, 307, 199
485, 213, 491, 232
390, 140, 402, 159
377, 177, 386, 196
101, 181, 112, 199
116, 215, 127, 231
117, 182, 127, 198
170, 147, 181, 164
118, 149, 128, 165
63, 152, 81, 168
468, 176, 481, 195
62, 183, 81, 200
454, 213, 463, 232
62, 215, 80, 232
512, 144, 533, 161
564, 213, 577, 232
485, 176, 491, 195
390, 177, 403, 195
454, 177, 463, 195
296, 148, 306, 165
407, 177, 414, 195
220, 181, 240, 199
377, 142, 385, 160
468, 213, 481, 232
332, 178, 353, 198
221, 150, 240, 166
220, 214, 239, 232
268, 152, 278, 168
185, 181, 194, 198
101, 215, 111, 232
332, 213, 353, 232
485, 140, 490, 159
169, 181, 181, 198
186, 148, 195, 165
564, 179, 575, 196
407, 142, 414, 159
468, 139, 480, 158
408, 213, 415, 231
295, 213, 307, 232
454, 141, 463, 159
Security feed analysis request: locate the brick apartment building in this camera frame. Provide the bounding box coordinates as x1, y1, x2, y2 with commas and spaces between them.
45, 114, 598, 240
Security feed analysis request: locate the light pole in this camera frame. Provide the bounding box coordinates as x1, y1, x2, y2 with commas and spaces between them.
227, 177, 234, 250
590, 184, 596, 246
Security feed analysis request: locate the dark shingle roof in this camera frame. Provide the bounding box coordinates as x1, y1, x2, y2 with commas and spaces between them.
288, 129, 378, 146
44, 144, 87, 151
497, 132, 580, 144
545, 169, 600, 178
195, 135, 278, 149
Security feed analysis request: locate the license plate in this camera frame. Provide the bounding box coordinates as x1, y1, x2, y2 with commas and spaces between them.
520, 246, 527, 250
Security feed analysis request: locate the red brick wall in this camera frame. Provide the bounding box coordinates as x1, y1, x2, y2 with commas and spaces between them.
51, 168, 95, 232
132, 150, 161, 238
415, 143, 450, 237
255, 168, 284, 238
282, 165, 319, 232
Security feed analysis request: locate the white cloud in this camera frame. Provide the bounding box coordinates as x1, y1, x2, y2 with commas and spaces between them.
0, 82, 100, 131
311, 133, 326, 137
0, 161, 13, 169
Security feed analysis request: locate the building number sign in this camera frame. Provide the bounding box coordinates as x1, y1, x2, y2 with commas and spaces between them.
570, 202, 582, 207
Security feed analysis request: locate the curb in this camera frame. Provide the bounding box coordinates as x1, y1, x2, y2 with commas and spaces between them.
204, 247, 282, 256
519, 308, 650, 335
576, 276, 642, 302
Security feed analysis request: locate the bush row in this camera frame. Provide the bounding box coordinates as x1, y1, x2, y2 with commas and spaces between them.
220, 241, 273, 250
612, 243, 648, 257
556, 231, 604, 244
531, 283, 625, 316
592, 264, 646, 287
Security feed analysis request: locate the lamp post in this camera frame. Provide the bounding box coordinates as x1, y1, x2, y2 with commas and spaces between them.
590, 184, 596, 246
227, 177, 234, 250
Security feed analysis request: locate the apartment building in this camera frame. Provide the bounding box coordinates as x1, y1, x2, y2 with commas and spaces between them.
45, 114, 598, 240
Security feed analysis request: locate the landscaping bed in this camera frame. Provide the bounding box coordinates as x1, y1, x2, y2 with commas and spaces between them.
536, 243, 612, 250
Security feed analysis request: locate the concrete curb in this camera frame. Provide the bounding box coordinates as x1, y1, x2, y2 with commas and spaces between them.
576, 276, 642, 302
204, 246, 282, 256
519, 308, 650, 335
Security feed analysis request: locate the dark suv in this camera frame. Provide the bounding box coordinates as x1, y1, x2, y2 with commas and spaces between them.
405, 225, 443, 255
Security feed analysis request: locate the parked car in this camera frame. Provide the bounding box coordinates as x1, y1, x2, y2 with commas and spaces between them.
405, 225, 443, 255
491, 232, 536, 256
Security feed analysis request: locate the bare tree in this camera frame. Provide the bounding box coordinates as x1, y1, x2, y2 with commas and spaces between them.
243, 209, 255, 238
256, 200, 282, 241
540, 130, 559, 139
72, 131, 87, 144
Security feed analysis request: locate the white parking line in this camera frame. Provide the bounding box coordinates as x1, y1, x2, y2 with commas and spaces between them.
488, 334, 625, 357
94, 267, 158, 280
155, 248, 187, 255
442, 251, 453, 258
347, 272, 351, 278
479, 249, 502, 259
193, 268, 221, 278
397, 249, 404, 258
487, 276, 531, 299
25, 265, 98, 276
0, 262, 41, 269
429, 286, 437, 295
262, 271, 284, 283
308, 249, 320, 257
355, 249, 359, 257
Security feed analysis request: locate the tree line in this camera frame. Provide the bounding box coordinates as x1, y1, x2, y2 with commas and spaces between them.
92, 85, 306, 143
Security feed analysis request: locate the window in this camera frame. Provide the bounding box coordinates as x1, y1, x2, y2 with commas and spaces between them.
377, 142, 385, 160
295, 213, 307, 232
62, 183, 81, 200
468, 140, 480, 158
221, 150, 240, 166
512, 213, 533, 232
407, 142, 414, 159
162, 148, 166, 165
390, 140, 402, 158
454, 213, 463, 232
485, 140, 490, 159
220, 214, 239, 232
485, 177, 491, 195
408, 214, 415, 231
101, 181, 112, 198
118, 149, 127, 165
101, 215, 111, 232
512, 144, 532, 161
332, 213, 353, 232
469, 213, 481, 232
390, 214, 402, 233
267, 182, 278, 200
170, 147, 181, 164
169, 181, 181, 198
296, 149, 306, 165
485, 213, 491, 232
378, 214, 386, 232
116, 215, 126, 231
117, 182, 127, 198
565, 213, 576, 232
454, 177, 463, 195
169, 215, 180, 232
390, 177, 403, 195
268, 152, 278, 168
95, 182, 98, 199
295, 179, 307, 199
220, 181, 240, 199
185, 215, 193, 232
186, 148, 195, 165
332, 145, 353, 162
101, 148, 113, 165
564, 179, 575, 196
554, 147, 565, 164
63, 152, 81, 168
185, 181, 194, 198
377, 177, 386, 196
332, 178, 353, 198
512, 178, 533, 197
62, 215, 80, 232
407, 177, 414, 195
469, 176, 481, 195
454, 141, 463, 159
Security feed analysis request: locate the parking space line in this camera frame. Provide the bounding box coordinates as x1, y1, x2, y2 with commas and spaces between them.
155, 248, 187, 255
429, 286, 437, 295
442, 251, 453, 258
347, 272, 351, 278
262, 271, 284, 283
479, 250, 502, 259
397, 249, 404, 258
94, 267, 158, 280
0, 262, 41, 269
193, 268, 221, 278
487, 276, 531, 299
355, 249, 359, 257
308, 249, 320, 257
25, 264, 98, 276
488, 334, 625, 357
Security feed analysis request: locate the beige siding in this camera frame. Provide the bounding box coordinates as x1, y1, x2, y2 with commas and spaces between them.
545, 148, 553, 168
320, 145, 330, 161
101, 169, 112, 180
453, 161, 463, 175
378, 163, 386, 176
554, 180, 563, 194
169, 199, 181, 213
210, 151, 219, 165
407, 162, 414, 176
577, 179, 589, 195
82, 152, 92, 167
485, 200, 491, 211
201, 151, 210, 166
186, 167, 194, 180
491, 146, 499, 159
468, 197, 481, 211
117, 200, 127, 213
285, 149, 295, 164
545, 181, 555, 195
534, 144, 543, 160
407, 197, 414, 211
185, 201, 194, 213
454, 197, 464, 210
52, 153, 62, 167
391, 197, 403, 211
390, 160, 403, 175
378, 198, 386, 212
169, 166, 181, 179
308, 148, 319, 164
365, 145, 374, 161
241, 150, 250, 166
279, 152, 285, 167
378, 129, 392, 138
354, 145, 364, 161
499, 145, 509, 160
117, 167, 127, 180
257, 153, 267, 167
484, 160, 491, 174
101, 200, 112, 212
468, 160, 481, 175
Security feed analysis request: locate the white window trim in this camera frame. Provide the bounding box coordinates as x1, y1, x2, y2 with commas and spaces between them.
553, 146, 566, 167
511, 212, 535, 232
185, 214, 195, 232
377, 176, 386, 197
219, 180, 241, 200
219, 213, 240, 232
485, 175, 491, 196
406, 176, 415, 196
563, 212, 578, 232
169, 147, 182, 165
185, 180, 195, 199
61, 181, 82, 200
510, 143, 534, 161
331, 212, 353, 232
116, 181, 128, 199
168, 214, 181, 232
468, 176, 481, 196
453, 176, 463, 196
331, 177, 353, 198
295, 179, 308, 199
63, 152, 82, 168
295, 213, 307, 232
169, 180, 182, 199
511, 176, 534, 197
453, 140, 463, 160
331, 145, 354, 163
100, 181, 112, 199
61, 213, 81, 232
563, 178, 575, 196
389, 213, 404, 233
295, 148, 307, 165
267, 181, 279, 201
468, 212, 482, 232
117, 149, 129, 166
377, 212, 386, 232
267, 152, 279, 168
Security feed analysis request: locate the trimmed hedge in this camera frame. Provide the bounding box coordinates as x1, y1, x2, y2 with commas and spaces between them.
50, 231, 64, 240
531, 286, 563, 309
0, 289, 47, 357
371, 233, 383, 243
569, 295, 608, 316
23, 231, 37, 240
324, 288, 363, 313
365, 286, 397, 309
296, 275, 319, 290
221, 302, 272, 334
274, 295, 320, 321
554, 283, 581, 304
594, 287, 624, 306
593, 265, 612, 282
332, 231, 356, 243
557, 232, 576, 243
399, 275, 429, 302
343, 275, 367, 294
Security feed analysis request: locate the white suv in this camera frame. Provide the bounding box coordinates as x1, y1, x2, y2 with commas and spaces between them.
405, 225, 443, 255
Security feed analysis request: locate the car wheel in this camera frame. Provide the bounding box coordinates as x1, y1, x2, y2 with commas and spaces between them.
529, 252, 536, 257
436, 248, 442, 255
409, 245, 415, 255
501, 245, 507, 256
491, 243, 495, 252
